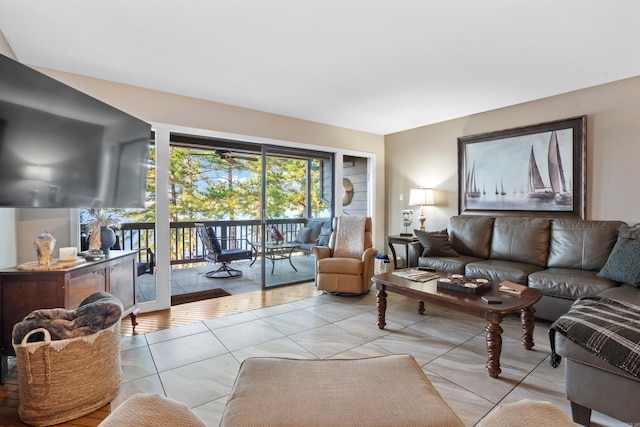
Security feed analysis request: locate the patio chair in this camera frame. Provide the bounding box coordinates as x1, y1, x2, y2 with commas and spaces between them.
195, 223, 252, 278
136, 247, 155, 276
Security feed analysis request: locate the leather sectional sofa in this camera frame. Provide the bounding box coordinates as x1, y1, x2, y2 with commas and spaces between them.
407, 215, 640, 321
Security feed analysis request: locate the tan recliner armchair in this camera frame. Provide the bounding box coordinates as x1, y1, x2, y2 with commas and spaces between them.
311, 216, 378, 295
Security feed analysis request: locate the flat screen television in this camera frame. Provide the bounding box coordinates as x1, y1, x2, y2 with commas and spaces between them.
0, 53, 151, 208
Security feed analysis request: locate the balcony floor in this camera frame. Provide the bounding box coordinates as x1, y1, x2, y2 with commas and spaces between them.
137, 253, 317, 304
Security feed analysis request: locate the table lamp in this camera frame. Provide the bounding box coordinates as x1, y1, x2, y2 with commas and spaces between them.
409, 188, 434, 231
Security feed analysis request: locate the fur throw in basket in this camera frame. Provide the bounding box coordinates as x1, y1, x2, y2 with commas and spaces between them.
12, 291, 123, 344
12, 292, 124, 426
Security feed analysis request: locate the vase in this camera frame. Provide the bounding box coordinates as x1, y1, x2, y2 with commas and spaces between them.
100, 226, 117, 255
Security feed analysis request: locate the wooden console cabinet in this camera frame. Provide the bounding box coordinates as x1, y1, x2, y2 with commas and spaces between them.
0, 250, 139, 362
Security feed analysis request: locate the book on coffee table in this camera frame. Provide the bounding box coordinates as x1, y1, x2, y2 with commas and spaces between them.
392, 269, 439, 282
499, 281, 528, 295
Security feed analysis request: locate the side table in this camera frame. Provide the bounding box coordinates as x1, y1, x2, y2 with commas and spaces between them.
387, 235, 419, 269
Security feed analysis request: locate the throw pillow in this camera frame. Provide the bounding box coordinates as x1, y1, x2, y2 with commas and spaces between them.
296, 226, 312, 243
414, 229, 459, 257
597, 224, 640, 286
307, 221, 325, 242
316, 226, 332, 246
206, 226, 223, 254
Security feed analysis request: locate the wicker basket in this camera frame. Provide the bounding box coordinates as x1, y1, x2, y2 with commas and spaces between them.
374, 257, 403, 275
13, 321, 122, 426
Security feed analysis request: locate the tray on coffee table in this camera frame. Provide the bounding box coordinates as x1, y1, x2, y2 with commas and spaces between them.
437, 275, 491, 294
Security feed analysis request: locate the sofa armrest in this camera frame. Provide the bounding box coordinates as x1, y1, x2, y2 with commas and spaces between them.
407, 242, 422, 267
362, 247, 378, 263
311, 246, 332, 259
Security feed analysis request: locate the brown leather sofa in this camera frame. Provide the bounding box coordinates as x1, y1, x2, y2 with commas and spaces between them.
407, 215, 633, 321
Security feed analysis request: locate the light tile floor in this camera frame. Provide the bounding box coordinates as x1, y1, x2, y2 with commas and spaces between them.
137, 255, 317, 302
117, 291, 627, 426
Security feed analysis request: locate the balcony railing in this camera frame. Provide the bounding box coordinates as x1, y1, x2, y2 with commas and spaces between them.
115, 218, 317, 267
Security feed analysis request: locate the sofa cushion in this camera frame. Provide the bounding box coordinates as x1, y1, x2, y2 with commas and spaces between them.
415, 229, 459, 257
295, 226, 312, 243
418, 255, 482, 275
490, 217, 550, 267
597, 224, 640, 286
206, 226, 223, 254
548, 218, 623, 270
447, 215, 494, 258
316, 225, 332, 246
307, 220, 326, 242
598, 284, 640, 306
317, 257, 362, 275
465, 259, 543, 285
529, 268, 617, 299
554, 334, 637, 380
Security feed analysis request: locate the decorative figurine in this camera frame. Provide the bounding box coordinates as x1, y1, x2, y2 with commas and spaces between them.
401, 209, 414, 236
34, 231, 56, 266
270, 225, 284, 244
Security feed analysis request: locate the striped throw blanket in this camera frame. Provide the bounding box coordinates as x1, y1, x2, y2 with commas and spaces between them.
549, 296, 640, 377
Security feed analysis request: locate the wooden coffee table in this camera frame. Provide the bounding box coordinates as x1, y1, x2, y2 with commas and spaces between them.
371, 271, 542, 378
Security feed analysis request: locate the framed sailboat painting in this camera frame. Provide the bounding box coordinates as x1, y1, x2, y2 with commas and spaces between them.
457, 116, 586, 219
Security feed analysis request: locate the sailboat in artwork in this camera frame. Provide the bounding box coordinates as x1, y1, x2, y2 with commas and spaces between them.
527, 145, 555, 199
548, 131, 572, 205
466, 161, 481, 198
527, 131, 572, 204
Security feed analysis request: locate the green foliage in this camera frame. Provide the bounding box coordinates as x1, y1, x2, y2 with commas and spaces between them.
106, 146, 330, 224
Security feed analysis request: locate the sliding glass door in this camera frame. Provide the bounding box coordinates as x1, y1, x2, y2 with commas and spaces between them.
262, 146, 333, 288
166, 134, 333, 291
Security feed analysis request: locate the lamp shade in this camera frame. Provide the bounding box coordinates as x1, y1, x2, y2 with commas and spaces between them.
409, 188, 434, 206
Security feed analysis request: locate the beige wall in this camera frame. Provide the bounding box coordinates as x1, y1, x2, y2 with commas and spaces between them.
4, 30, 640, 265
385, 76, 640, 235
0, 35, 385, 264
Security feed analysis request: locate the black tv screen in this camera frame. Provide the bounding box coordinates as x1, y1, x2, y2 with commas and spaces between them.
0, 53, 151, 208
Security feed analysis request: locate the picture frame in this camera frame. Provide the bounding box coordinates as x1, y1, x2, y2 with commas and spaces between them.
458, 116, 586, 219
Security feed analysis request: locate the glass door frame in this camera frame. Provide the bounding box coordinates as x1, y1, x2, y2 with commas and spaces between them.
260, 145, 335, 289
145, 123, 375, 312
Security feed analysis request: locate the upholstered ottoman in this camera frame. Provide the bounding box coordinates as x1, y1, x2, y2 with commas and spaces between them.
476, 399, 574, 426
99, 394, 205, 427
220, 354, 464, 426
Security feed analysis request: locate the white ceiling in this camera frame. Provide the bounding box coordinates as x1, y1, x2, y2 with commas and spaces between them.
1, 1, 639, 135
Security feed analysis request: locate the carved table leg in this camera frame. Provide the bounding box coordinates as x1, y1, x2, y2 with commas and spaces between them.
130, 313, 139, 328
486, 322, 503, 378
0, 355, 6, 385
417, 300, 425, 315
521, 305, 536, 350
377, 288, 387, 329
388, 241, 399, 269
